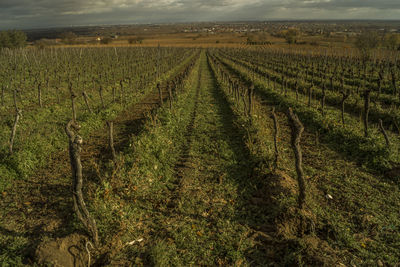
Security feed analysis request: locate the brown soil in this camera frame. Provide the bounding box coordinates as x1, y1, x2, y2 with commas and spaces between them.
35, 233, 88, 267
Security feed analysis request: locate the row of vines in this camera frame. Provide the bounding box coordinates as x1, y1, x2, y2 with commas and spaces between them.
0, 47, 198, 191
211, 47, 400, 172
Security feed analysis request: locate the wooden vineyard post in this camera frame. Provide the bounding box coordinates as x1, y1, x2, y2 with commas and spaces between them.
242, 88, 248, 116
120, 80, 125, 107
168, 81, 173, 110
340, 89, 350, 126
112, 87, 116, 103
1, 84, 5, 106
171, 80, 177, 98
99, 85, 105, 109
377, 73, 382, 99
9, 90, 21, 155
308, 85, 313, 108
378, 119, 390, 149
37, 82, 43, 108
248, 84, 254, 117
390, 67, 397, 99
287, 108, 306, 209
107, 121, 117, 163
363, 89, 371, 137
82, 91, 93, 113
157, 83, 163, 106
235, 84, 240, 102
65, 120, 99, 245
271, 107, 279, 170
321, 82, 326, 116
68, 82, 77, 121
272, 77, 276, 91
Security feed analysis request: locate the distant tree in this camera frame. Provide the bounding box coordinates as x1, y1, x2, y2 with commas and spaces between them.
384, 33, 399, 50
246, 33, 272, 45
60, 32, 78, 44
9, 30, 27, 48
0, 30, 27, 48
354, 31, 379, 61
285, 29, 300, 44
0, 31, 11, 48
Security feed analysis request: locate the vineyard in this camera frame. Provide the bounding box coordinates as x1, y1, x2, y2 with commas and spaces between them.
0, 46, 400, 266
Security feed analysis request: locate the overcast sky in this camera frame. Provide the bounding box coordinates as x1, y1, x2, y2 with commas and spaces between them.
1, 0, 400, 30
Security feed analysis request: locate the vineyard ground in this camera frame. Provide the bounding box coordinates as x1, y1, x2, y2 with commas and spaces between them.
0, 70, 184, 265
210, 51, 400, 265
0, 50, 400, 266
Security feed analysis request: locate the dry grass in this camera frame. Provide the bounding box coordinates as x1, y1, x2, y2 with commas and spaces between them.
47, 32, 366, 57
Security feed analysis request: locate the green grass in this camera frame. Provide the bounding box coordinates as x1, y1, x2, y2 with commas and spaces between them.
0, 49, 199, 266
217, 53, 394, 172
212, 50, 400, 266
90, 52, 271, 265
2, 48, 400, 266
0, 50, 197, 193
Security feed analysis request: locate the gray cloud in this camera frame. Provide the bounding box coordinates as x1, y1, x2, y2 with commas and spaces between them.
0, 0, 399, 29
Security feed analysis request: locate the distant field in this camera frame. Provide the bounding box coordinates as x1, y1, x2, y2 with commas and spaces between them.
37, 31, 366, 50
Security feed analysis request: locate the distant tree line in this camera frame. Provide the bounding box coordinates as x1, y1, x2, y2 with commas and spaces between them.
271, 29, 300, 44
0, 30, 27, 48
355, 32, 400, 61
270, 28, 400, 50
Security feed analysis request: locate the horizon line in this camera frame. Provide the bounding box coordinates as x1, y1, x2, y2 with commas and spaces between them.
2, 19, 399, 32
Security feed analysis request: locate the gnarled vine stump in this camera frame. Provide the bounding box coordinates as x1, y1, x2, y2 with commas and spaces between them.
287, 108, 306, 210
65, 120, 99, 245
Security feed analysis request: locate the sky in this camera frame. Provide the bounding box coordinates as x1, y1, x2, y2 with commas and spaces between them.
1, 0, 400, 30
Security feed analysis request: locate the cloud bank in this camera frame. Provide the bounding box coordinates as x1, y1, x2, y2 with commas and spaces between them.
1, 0, 399, 29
